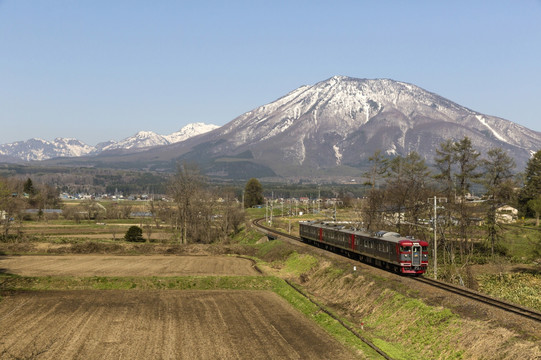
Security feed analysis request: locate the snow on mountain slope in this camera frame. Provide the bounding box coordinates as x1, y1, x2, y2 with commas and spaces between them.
0, 138, 94, 162
172, 76, 541, 174
102, 123, 220, 151
101, 131, 169, 151
3, 76, 541, 178
0, 123, 219, 162
164, 123, 220, 143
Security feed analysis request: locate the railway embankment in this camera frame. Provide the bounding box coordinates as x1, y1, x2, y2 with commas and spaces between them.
250, 233, 541, 360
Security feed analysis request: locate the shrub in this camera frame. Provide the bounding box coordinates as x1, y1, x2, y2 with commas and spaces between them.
124, 226, 144, 242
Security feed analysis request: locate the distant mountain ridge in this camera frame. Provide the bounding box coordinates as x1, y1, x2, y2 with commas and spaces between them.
4, 76, 541, 181
0, 122, 219, 162
123, 76, 541, 178
96, 75, 540, 179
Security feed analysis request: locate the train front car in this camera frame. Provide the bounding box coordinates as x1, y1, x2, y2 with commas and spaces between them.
395, 237, 429, 274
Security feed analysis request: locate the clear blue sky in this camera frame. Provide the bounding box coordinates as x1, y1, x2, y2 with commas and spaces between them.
1, 0, 540, 145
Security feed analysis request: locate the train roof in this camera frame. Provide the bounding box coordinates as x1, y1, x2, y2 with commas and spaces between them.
300, 220, 428, 246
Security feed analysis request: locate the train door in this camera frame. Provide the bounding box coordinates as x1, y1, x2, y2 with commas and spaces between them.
412, 244, 421, 266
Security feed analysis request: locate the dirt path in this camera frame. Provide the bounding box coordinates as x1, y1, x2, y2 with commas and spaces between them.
0, 255, 260, 277
0, 290, 358, 359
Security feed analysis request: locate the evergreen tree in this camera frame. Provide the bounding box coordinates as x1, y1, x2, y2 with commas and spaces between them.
124, 225, 144, 242
434, 139, 455, 197
244, 178, 264, 208
433, 139, 458, 265
527, 196, 541, 227
452, 136, 481, 259
518, 150, 541, 215
364, 150, 388, 188
482, 147, 516, 256
23, 178, 36, 196
453, 137, 481, 197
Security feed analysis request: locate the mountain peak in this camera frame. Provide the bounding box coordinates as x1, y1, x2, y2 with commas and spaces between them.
176, 76, 541, 177
0, 122, 219, 162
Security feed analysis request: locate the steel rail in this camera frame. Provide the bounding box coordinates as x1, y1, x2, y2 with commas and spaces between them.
252, 217, 541, 323
413, 276, 541, 322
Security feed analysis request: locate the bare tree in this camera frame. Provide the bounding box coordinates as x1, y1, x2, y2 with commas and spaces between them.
168, 162, 206, 244
384, 151, 431, 235
0, 177, 25, 240
361, 187, 386, 231
217, 189, 245, 239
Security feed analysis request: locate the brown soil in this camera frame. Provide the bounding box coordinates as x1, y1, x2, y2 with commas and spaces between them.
0, 290, 357, 360
0, 255, 259, 277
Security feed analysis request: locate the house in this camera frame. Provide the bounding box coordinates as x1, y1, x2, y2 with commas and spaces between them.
496, 205, 518, 223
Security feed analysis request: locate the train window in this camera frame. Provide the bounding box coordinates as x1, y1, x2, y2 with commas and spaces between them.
400, 246, 411, 252
422, 246, 428, 251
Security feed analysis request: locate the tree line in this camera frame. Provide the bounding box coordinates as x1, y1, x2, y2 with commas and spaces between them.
0, 178, 60, 239
2, 138, 541, 252
360, 136, 541, 267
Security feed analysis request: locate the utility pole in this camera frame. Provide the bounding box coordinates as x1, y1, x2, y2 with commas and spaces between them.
433, 196, 438, 280
270, 201, 273, 226
318, 185, 321, 214
288, 200, 291, 234
289, 200, 292, 217
428, 196, 447, 280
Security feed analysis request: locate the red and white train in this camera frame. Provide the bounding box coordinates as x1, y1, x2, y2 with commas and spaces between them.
299, 221, 429, 275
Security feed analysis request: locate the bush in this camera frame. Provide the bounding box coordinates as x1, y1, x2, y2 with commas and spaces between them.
124, 226, 144, 242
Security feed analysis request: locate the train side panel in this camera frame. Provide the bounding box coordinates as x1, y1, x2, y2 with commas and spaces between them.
299, 221, 428, 275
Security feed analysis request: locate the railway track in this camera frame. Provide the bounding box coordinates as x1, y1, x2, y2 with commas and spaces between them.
413, 276, 541, 322
252, 217, 541, 323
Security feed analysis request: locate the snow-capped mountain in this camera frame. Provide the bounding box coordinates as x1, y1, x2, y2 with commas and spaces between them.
126, 75, 541, 178
100, 123, 220, 152
100, 131, 170, 151
0, 123, 219, 162
0, 138, 94, 162
3, 76, 540, 180
165, 123, 220, 143
213, 75, 541, 169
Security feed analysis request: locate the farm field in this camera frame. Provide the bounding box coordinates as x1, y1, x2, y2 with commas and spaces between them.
0, 290, 357, 359
0, 255, 259, 277
1, 215, 540, 359
0, 254, 363, 359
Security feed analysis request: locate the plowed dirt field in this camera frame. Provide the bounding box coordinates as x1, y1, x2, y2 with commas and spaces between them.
0, 290, 356, 359
0, 255, 359, 359
0, 255, 259, 276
